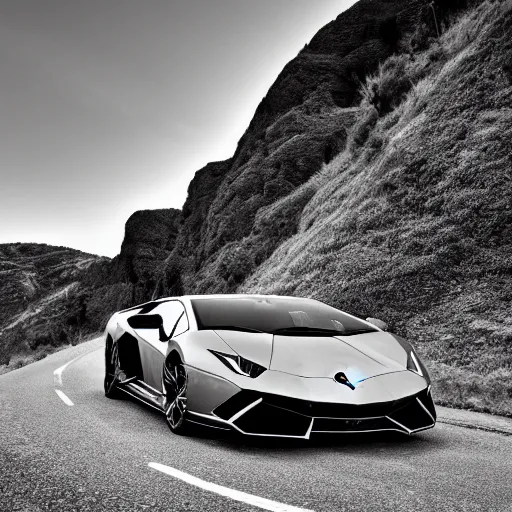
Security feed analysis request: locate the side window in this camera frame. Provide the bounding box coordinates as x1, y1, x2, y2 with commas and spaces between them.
173, 312, 188, 337
152, 301, 188, 339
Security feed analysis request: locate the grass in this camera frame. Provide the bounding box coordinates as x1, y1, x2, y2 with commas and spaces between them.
431, 363, 512, 417
241, 0, 512, 416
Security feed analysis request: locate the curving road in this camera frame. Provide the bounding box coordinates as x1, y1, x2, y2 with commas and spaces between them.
1, 338, 512, 512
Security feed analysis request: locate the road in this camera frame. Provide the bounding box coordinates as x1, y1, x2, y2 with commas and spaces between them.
1, 338, 511, 512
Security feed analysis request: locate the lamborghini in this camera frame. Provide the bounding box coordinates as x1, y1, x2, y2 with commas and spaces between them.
103, 294, 436, 438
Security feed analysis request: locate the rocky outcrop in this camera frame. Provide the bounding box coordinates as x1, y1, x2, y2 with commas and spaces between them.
110, 208, 182, 304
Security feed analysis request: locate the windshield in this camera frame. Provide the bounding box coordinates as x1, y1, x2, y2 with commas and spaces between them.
190, 297, 376, 336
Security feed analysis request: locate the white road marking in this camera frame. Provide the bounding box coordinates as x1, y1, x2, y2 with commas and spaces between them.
148, 462, 314, 512
53, 354, 84, 386
55, 389, 74, 406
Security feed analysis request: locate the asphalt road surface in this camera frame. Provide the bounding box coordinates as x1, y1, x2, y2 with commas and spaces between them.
1, 338, 512, 512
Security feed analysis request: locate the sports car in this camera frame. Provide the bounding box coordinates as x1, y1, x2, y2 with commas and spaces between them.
103, 294, 436, 438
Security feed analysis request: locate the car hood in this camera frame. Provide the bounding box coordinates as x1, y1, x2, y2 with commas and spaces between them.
215, 330, 409, 382
272, 332, 410, 381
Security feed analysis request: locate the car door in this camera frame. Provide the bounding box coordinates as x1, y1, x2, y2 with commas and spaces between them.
132, 300, 188, 392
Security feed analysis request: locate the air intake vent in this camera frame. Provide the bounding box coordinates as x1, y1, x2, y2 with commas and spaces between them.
233, 402, 311, 437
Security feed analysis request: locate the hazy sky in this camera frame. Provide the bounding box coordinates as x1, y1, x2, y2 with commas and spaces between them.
0, 0, 357, 257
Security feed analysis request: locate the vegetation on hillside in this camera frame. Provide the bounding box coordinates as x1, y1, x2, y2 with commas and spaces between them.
171, 0, 431, 293
241, 0, 512, 416
0, 243, 108, 371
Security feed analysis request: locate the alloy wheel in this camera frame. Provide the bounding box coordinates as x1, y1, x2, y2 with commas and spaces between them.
104, 337, 123, 398
163, 358, 188, 433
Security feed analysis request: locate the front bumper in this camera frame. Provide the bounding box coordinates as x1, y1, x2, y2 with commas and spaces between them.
188, 386, 436, 438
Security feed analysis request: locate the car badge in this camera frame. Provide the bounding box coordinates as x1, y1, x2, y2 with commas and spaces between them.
334, 371, 355, 390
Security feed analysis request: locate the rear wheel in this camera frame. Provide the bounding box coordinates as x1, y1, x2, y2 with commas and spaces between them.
163, 356, 189, 434
104, 335, 122, 399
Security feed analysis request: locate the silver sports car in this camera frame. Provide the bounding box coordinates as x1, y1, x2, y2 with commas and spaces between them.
103, 294, 436, 438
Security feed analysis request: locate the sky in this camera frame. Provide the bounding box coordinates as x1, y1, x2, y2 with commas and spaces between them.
0, 0, 357, 257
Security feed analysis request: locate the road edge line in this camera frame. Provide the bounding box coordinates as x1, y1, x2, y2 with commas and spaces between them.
437, 417, 512, 436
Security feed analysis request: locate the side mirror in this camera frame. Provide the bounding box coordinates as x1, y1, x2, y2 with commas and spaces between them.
127, 314, 170, 342
128, 314, 163, 329
366, 317, 388, 331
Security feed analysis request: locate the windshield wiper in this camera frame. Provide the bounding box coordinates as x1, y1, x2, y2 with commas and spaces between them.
210, 325, 267, 334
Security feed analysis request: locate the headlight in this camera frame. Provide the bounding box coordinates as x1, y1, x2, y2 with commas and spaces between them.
391, 334, 430, 383
208, 350, 266, 378
407, 350, 424, 377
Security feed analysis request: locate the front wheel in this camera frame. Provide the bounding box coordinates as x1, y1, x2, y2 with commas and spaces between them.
104, 335, 122, 399
163, 356, 189, 434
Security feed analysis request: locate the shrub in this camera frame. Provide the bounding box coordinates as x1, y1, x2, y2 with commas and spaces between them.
218, 243, 254, 285
440, 0, 497, 56
409, 22, 433, 52
360, 54, 412, 115
347, 107, 379, 152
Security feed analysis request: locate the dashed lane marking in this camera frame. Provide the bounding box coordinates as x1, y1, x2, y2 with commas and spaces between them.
148, 462, 314, 512
55, 389, 74, 406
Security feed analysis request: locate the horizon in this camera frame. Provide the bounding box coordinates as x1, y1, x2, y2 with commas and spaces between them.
0, 0, 357, 257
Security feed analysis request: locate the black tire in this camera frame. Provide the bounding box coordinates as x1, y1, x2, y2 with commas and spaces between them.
163, 355, 189, 434
104, 335, 122, 399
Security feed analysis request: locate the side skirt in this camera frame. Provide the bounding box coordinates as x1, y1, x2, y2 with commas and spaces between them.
117, 380, 230, 432
119, 380, 165, 412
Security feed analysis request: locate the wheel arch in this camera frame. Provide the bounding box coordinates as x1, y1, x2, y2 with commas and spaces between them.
165, 348, 184, 367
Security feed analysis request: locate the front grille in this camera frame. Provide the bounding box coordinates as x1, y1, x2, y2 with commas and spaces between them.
313, 416, 397, 433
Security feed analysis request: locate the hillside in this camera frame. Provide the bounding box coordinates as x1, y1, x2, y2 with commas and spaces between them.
166, 0, 512, 415
245, 0, 512, 415
0, 243, 107, 367
172, 0, 429, 292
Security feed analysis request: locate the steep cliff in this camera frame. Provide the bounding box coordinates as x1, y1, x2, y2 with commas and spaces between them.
109, 208, 182, 304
